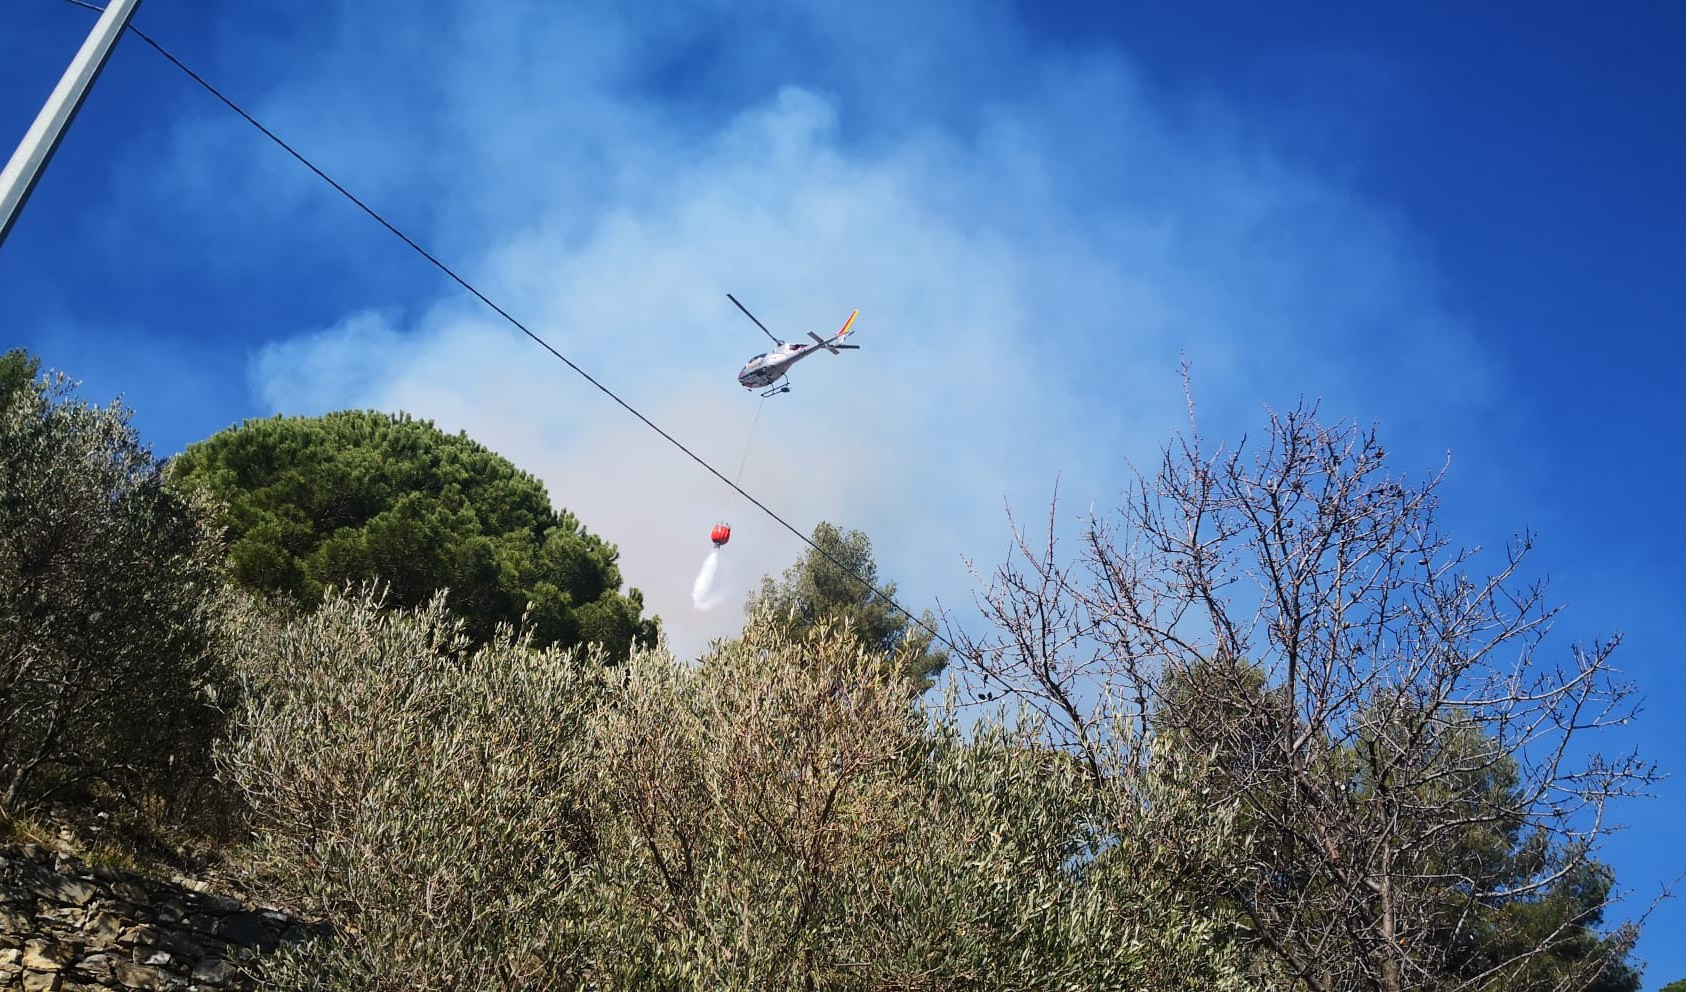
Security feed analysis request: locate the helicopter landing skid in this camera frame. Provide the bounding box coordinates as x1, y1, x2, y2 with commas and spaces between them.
760, 382, 792, 398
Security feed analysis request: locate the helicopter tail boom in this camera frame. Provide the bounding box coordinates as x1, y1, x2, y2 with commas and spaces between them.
806, 309, 860, 354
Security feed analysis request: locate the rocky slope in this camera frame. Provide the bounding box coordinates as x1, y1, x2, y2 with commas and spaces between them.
1, 842, 311, 992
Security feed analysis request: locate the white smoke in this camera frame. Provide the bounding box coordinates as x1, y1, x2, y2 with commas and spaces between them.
691, 548, 729, 611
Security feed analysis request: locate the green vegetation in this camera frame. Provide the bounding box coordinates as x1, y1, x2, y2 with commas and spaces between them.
221, 589, 602, 988
0, 351, 1651, 991
222, 592, 1246, 990
0, 350, 228, 816
748, 520, 947, 690
957, 400, 1651, 991
1157, 659, 1640, 991
171, 410, 656, 658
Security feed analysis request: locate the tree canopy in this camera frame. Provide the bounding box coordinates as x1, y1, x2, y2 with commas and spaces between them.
223, 594, 1246, 990
171, 410, 656, 658
2, 353, 1656, 988
1156, 657, 1639, 992
0, 349, 37, 405
956, 399, 1651, 991
748, 521, 947, 690
1, 351, 228, 811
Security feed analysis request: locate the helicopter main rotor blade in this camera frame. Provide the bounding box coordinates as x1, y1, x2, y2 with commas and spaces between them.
727, 293, 782, 345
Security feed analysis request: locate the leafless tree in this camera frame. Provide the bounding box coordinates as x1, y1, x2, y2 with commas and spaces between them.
952, 388, 1655, 992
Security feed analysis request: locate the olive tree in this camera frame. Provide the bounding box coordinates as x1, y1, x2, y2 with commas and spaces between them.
570, 608, 1247, 990
953, 396, 1652, 992
0, 352, 228, 813
221, 589, 605, 990
224, 590, 1246, 991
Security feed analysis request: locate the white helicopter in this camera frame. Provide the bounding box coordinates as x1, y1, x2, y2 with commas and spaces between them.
729, 293, 859, 397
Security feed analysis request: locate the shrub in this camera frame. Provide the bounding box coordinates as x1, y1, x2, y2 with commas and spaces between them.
223, 596, 1246, 990
221, 589, 602, 990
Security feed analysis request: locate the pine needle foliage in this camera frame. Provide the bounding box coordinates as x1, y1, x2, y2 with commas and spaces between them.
173, 410, 656, 659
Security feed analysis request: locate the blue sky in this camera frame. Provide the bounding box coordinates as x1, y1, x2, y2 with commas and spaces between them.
4, 0, 1684, 980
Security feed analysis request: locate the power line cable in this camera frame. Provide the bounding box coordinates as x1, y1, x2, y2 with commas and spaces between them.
56, 0, 960, 663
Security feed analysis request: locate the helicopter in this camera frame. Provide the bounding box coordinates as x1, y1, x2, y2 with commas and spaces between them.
728, 293, 859, 397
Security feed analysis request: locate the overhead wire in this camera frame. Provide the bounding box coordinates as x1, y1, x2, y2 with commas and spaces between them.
58, 0, 962, 663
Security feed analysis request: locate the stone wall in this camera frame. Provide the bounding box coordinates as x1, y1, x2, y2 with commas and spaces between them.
0, 843, 312, 992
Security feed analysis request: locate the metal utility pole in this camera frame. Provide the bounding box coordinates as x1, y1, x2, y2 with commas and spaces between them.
0, 0, 144, 249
